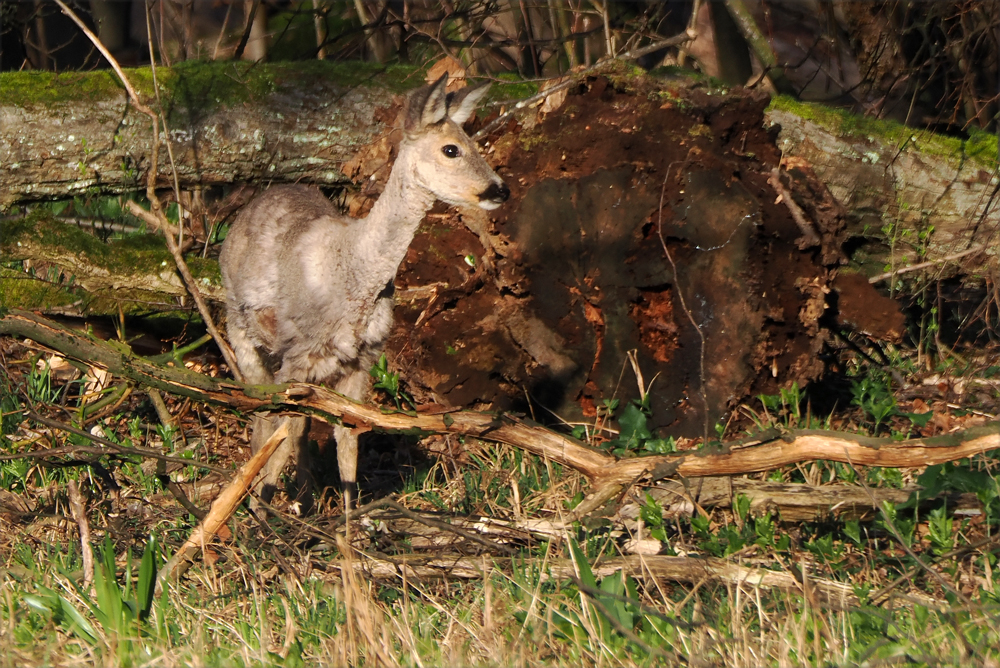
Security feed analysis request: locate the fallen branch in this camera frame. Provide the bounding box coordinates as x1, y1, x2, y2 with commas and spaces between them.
157, 422, 289, 589
4, 310, 999, 499
24, 410, 228, 475
767, 168, 821, 249
621, 478, 924, 523
341, 553, 864, 607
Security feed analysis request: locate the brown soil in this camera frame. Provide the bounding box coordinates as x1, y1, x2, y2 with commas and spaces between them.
368, 72, 903, 439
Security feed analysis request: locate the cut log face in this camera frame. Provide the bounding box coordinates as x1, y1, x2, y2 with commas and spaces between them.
384, 76, 866, 437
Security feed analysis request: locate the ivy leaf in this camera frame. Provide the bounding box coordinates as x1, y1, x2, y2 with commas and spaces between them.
617, 402, 651, 448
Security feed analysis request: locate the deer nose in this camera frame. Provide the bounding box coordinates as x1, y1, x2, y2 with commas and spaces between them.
479, 181, 510, 205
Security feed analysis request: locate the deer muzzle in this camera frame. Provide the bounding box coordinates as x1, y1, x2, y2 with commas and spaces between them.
478, 181, 511, 210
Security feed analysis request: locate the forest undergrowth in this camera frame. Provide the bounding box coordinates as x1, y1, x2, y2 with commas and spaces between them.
0, 323, 999, 667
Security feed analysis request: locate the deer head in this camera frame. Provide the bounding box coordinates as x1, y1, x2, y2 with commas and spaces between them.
398, 74, 510, 211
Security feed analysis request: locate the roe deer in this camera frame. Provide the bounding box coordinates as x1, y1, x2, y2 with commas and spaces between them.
220, 74, 509, 507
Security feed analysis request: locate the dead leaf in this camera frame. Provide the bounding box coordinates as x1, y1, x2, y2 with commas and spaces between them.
83, 366, 112, 404
539, 78, 569, 115
426, 56, 467, 89
37, 354, 79, 381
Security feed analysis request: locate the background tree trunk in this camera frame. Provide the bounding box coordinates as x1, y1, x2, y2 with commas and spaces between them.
766, 98, 999, 281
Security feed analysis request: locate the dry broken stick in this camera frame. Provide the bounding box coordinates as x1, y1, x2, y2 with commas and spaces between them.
3, 310, 999, 503
767, 168, 821, 249
24, 410, 228, 475
157, 421, 289, 589
340, 553, 868, 608
67, 480, 94, 591
868, 245, 985, 284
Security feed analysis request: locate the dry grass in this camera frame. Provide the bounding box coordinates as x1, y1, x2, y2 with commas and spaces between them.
1, 335, 1000, 667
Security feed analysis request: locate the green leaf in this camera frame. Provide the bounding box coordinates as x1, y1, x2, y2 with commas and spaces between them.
844, 519, 862, 544
56, 595, 99, 644
137, 535, 158, 619
598, 572, 633, 630
568, 538, 598, 591
23, 591, 99, 644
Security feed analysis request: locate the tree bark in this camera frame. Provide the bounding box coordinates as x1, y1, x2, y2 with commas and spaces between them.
766, 99, 999, 279
0, 61, 414, 207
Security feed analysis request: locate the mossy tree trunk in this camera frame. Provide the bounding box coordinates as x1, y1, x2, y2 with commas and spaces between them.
0, 61, 419, 207
765, 98, 999, 283
2, 63, 995, 286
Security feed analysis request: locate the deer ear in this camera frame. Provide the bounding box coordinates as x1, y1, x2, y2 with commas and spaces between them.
405, 74, 449, 132
446, 82, 491, 125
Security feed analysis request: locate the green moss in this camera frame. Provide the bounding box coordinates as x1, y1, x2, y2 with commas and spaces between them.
491, 72, 539, 103
0, 265, 192, 316
767, 95, 999, 168
0, 69, 127, 106
0, 61, 422, 110
1, 211, 221, 287
0, 267, 81, 311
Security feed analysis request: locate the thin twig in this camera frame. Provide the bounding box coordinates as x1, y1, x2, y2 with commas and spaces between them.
25, 410, 229, 474
232, 0, 261, 61
53, 0, 154, 116
149, 388, 208, 521
67, 479, 94, 591
380, 499, 517, 555
655, 163, 710, 439
868, 246, 985, 284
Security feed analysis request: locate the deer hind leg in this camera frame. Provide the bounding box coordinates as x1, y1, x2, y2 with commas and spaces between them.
249, 413, 311, 513
333, 368, 372, 507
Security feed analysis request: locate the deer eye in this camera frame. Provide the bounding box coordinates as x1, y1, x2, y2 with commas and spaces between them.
442, 145, 461, 158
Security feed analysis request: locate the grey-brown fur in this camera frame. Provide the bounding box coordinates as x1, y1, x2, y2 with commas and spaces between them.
220, 74, 508, 505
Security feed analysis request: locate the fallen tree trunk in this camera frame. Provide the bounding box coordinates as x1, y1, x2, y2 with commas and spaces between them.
766, 97, 999, 280
0, 61, 414, 207
3, 63, 994, 282
3, 309, 998, 512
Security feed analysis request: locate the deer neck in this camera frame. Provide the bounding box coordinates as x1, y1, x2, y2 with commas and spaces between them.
355, 151, 435, 286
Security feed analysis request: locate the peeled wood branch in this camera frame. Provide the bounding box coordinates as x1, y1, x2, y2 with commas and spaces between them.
343, 553, 863, 607
157, 422, 289, 589
3, 310, 998, 491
